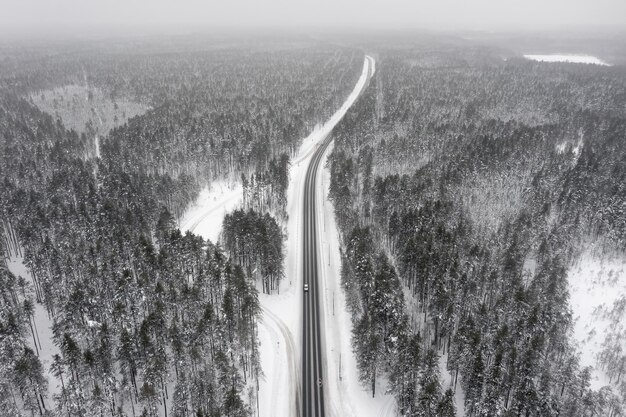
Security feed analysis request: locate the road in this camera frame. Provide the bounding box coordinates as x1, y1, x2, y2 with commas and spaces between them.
301, 131, 332, 417
301, 55, 375, 417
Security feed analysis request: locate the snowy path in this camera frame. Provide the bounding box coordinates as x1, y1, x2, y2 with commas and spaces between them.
179, 181, 243, 243
258, 304, 300, 417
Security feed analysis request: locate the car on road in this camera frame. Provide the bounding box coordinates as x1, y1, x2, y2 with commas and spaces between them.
304, 283, 309, 292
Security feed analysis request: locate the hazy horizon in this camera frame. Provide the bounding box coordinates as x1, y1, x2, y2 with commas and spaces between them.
2, 0, 626, 39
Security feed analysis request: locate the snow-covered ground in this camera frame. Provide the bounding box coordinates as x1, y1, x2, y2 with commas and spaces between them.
568, 252, 626, 391
439, 355, 466, 416
179, 180, 243, 243
524, 54, 610, 66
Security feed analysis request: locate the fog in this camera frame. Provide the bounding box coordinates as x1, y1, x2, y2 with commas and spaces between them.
1, 0, 626, 37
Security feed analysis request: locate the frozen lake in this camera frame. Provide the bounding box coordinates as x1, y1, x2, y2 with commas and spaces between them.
524, 54, 610, 66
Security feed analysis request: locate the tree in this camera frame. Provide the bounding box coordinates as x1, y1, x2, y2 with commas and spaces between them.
353, 313, 382, 397
14, 346, 48, 416
418, 349, 441, 417
437, 389, 457, 417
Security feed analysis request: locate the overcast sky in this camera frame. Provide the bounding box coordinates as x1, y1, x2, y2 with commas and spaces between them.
1, 0, 626, 37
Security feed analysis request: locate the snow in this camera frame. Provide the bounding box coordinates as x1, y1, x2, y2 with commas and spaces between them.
179, 180, 243, 243
86, 319, 101, 328
555, 142, 582, 158
568, 252, 626, 391
95, 135, 100, 158
6, 255, 62, 408
256, 293, 300, 417
524, 54, 611, 66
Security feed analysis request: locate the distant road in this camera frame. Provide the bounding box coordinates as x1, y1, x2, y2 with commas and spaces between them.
301, 55, 374, 417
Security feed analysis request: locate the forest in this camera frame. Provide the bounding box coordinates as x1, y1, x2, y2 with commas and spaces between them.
328, 41, 626, 416
3, 31, 626, 417
0, 37, 362, 416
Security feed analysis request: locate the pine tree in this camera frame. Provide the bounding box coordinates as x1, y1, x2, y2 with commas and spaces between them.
437, 389, 456, 417
418, 349, 441, 417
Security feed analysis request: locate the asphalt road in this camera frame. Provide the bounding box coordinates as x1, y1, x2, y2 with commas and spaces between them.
301, 129, 333, 417
301, 56, 374, 417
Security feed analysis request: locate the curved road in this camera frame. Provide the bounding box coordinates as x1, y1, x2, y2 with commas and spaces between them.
301, 55, 374, 417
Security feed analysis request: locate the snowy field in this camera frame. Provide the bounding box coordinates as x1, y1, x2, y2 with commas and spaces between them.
524, 54, 610, 66
568, 252, 626, 391
31, 85, 149, 136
